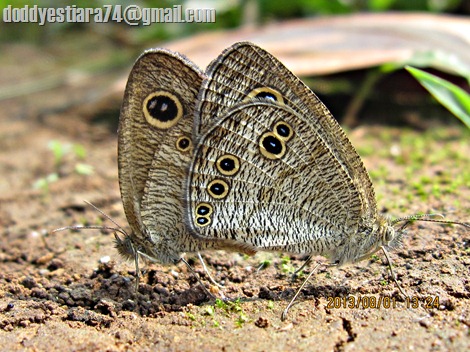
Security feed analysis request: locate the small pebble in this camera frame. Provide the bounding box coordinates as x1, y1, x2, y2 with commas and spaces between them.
99, 256, 111, 264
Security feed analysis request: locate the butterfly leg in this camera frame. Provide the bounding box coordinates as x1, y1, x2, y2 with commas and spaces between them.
290, 255, 313, 281
197, 252, 224, 288
281, 261, 322, 321
113, 232, 142, 293
380, 246, 409, 300
133, 248, 141, 293
179, 257, 217, 300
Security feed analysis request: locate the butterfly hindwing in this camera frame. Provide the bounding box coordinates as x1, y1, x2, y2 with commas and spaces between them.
194, 42, 377, 227
186, 101, 364, 256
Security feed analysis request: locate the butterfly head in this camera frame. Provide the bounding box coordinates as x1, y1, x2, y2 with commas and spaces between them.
381, 216, 406, 250
347, 213, 469, 266
340, 215, 402, 265
113, 231, 138, 261
123, 225, 188, 265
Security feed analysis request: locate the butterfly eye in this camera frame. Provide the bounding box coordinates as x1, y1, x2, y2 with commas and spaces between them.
246, 87, 284, 104
176, 136, 192, 152
274, 121, 294, 141
207, 179, 230, 199
259, 132, 286, 159
216, 154, 240, 176
143, 91, 183, 129
384, 226, 395, 242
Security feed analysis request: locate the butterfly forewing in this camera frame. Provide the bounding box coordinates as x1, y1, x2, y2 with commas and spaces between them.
118, 49, 213, 261
118, 48, 258, 262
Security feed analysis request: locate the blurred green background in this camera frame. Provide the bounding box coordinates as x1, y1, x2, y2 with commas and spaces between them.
2, 0, 469, 45
1, 0, 469, 127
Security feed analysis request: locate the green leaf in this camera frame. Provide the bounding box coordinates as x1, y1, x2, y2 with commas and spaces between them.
33, 173, 59, 191
205, 306, 214, 316
72, 144, 87, 159
47, 140, 69, 166
368, 0, 395, 11
406, 66, 470, 129
75, 163, 94, 175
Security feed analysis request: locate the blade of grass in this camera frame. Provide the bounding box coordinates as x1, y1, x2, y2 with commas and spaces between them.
406, 66, 470, 129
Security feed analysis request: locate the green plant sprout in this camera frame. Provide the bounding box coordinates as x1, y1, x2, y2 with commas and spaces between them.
205, 306, 215, 316
75, 163, 94, 175
33, 140, 94, 192
280, 255, 297, 274
33, 173, 59, 192
258, 259, 272, 270
214, 298, 242, 314
235, 313, 249, 328
370, 254, 381, 262
209, 298, 248, 328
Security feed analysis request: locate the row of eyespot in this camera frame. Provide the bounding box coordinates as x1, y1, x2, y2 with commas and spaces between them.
195, 119, 294, 227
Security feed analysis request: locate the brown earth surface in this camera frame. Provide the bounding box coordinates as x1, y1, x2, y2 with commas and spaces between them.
1, 43, 470, 352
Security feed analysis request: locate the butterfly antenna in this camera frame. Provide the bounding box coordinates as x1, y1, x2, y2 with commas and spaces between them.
197, 252, 224, 288
52, 224, 127, 237
391, 213, 469, 229
53, 201, 143, 292
281, 262, 321, 321
83, 200, 127, 233
387, 213, 468, 299
52, 200, 129, 238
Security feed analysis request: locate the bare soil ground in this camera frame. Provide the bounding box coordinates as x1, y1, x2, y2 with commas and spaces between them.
1, 42, 469, 352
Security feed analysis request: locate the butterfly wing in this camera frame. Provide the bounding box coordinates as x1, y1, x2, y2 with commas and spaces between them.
118, 49, 204, 261
194, 42, 377, 227
186, 101, 365, 258
118, 49, 256, 261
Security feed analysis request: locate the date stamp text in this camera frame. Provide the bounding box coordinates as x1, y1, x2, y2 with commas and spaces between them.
326, 296, 440, 309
